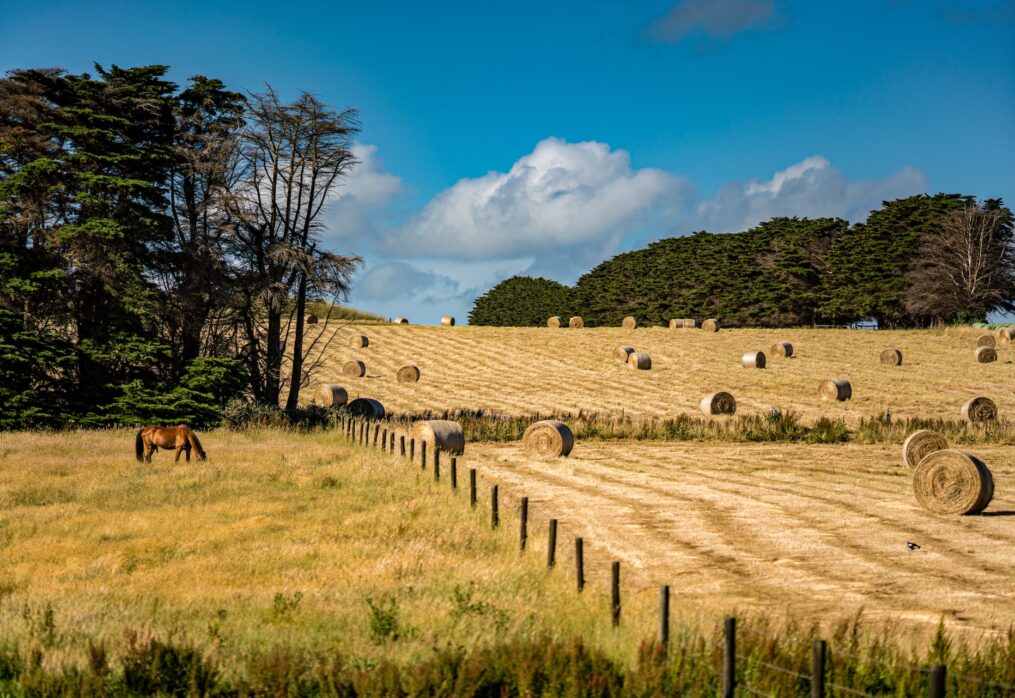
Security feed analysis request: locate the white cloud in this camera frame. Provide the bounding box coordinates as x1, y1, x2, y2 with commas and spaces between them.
691, 156, 928, 232
388, 137, 691, 264
322, 143, 405, 243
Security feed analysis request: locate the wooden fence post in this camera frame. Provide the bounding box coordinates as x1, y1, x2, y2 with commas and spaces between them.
811, 640, 826, 698
659, 585, 670, 650
373, 424, 379, 447
610, 561, 620, 626
469, 468, 477, 508
575, 537, 585, 592
450, 457, 458, 490
520, 497, 528, 551
491, 485, 499, 529
434, 449, 440, 481
547, 519, 557, 568
722, 617, 736, 698
929, 665, 946, 698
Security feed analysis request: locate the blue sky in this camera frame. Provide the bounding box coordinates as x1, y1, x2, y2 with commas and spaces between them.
3, 0, 1014, 323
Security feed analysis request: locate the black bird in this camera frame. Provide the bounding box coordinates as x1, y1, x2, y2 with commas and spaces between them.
906, 541, 920, 550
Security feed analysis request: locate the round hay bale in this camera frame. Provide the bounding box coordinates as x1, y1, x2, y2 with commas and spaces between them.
913, 450, 993, 515
622, 316, 637, 330
770, 341, 793, 358
305, 314, 318, 325
742, 351, 766, 369
569, 316, 584, 329
440, 316, 455, 326
700, 392, 736, 415
314, 384, 348, 407
614, 345, 635, 362
976, 334, 996, 349
347, 397, 384, 419
818, 378, 851, 402
349, 334, 369, 349
522, 420, 574, 459
342, 360, 366, 378
902, 430, 949, 468
411, 419, 465, 456
961, 396, 997, 423
880, 348, 902, 366
396, 365, 420, 383
669, 318, 696, 329
975, 346, 997, 363
701, 318, 719, 332
547, 316, 561, 328
393, 317, 409, 324
627, 351, 651, 370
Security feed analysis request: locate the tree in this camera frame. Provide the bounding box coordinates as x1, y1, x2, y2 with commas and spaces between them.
228, 88, 361, 409
903, 200, 1015, 323
468, 276, 576, 326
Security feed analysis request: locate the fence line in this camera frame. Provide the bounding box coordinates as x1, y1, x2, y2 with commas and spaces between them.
339, 414, 993, 697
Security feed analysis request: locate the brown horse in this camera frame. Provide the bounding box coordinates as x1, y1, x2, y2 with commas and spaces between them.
135, 424, 207, 463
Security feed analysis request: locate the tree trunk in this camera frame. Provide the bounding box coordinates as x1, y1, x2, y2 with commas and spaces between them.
284, 273, 308, 413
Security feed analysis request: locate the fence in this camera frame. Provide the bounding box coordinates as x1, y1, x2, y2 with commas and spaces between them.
337, 413, 1013, 697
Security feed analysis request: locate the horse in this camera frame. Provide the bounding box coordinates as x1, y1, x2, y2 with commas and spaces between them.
135, 424, 207, 463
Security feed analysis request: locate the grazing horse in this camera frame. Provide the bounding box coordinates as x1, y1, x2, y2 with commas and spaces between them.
135, 424, 207, 463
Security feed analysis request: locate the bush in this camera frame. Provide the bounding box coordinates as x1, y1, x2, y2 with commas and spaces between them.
469, 276, 576, 326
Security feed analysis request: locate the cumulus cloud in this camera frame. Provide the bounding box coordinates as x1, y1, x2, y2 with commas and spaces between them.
388, 137, 691, 266
647, 0, 782, 44
691, 156, 928, 232
322, 143, 405, 244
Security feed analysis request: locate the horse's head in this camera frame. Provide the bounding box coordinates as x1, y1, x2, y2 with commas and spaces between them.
198, 452, 208, 461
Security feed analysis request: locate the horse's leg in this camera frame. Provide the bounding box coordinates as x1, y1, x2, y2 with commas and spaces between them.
145, 443, 155, 463
175, 446, 183, 462
185, 445, 191, 462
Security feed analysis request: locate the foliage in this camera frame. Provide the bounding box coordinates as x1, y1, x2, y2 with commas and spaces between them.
468, 275, 577, 326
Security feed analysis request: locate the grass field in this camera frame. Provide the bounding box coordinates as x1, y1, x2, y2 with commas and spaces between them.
308, 325, 1015, 425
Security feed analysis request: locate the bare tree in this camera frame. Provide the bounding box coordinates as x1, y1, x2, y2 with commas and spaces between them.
228, 87, 361, 408
904, 201, 1015, 323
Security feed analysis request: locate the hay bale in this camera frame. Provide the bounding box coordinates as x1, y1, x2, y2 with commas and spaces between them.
998, 326, 1015, 344
522, 420, 574, 459
961, 396, 997, 423
818, 378, 851, 401
411, 419, 465, 456
440, 316, 455, 326
742, 351, 766, 369
347, 397, 384, 419
547, 316, 561, 328
880, 348, 903, 366
314, 384, 348, 407
975, 346, 997, 363
614, 345, 635, 362
622, 316, 637, 330
770, 341, 793, 358
700, 392, 736, 415
349, 334, 369, 349
701, 318, 719, 332
305, 314, 318, 325
569, 316, 584, 329
393, 317, 409, 324
977, 334, 996, 349
902, 429, 949, 468
627, 351, 651, 370
396, 365, 420, 383
913, 450, 993, 515
342, 360, 366, 378
669, 318, 696, 329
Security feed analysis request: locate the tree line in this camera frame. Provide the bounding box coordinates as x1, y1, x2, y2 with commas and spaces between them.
469, 194, 1015, 328
0, 64, 362, 429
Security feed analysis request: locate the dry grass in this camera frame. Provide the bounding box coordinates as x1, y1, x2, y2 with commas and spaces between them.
0, 429, 657, 675
307, 325, 1015, 424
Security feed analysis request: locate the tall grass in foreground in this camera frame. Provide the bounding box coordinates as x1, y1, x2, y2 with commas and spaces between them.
384, 409, 1015, 446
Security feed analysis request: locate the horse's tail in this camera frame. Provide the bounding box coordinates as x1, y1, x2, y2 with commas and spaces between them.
187, 428, 207, 460
135, 429, 144, 462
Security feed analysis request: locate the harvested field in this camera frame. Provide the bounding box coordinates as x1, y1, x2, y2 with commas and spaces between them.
309, 325, 1015, 423
468, 440, 1015, 635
